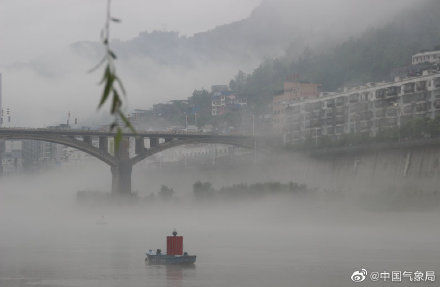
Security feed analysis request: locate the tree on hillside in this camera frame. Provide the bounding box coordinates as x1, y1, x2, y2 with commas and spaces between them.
228, 0, 440, 109
189, 89, 211, 127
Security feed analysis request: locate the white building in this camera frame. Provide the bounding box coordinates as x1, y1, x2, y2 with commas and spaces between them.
279, 69, 440, 144
412, 50, 440, 65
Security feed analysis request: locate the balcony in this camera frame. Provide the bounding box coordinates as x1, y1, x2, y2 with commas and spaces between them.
434, 77, 440, 88
326, 100, 335, 108
416, 81, 427, 91
349, 93, 359, 103
403, 83, 415, 94
375, 88, 386, 100
335, 96, 346, 106
385, 86, 399, 98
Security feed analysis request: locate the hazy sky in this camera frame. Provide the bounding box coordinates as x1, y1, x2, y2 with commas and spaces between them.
0, 0, 421, 127
0, 0, 261, 65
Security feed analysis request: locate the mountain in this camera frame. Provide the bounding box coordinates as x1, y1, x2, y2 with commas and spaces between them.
290, 0, 440, 90
229, 0, 440, 114
4, 0, 423, 126
71, 0, 419, 69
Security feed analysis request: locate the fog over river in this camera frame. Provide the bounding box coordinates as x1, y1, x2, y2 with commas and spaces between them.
0, 160, 438, 287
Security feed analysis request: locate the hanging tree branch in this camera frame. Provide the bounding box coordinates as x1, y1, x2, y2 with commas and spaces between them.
91, 0, 135, 150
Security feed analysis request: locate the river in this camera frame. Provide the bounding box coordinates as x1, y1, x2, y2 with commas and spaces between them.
0, 165, 439, 287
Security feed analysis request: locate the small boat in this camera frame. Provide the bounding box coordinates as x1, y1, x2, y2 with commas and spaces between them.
145, 230, 196, 265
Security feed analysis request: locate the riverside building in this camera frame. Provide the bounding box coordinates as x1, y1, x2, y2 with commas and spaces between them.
276, 69, 440, 144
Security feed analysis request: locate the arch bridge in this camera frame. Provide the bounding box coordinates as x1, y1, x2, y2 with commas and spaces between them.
0, 128, 260, 195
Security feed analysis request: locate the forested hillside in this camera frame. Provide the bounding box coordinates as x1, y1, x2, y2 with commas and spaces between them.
230, 0, 440, 114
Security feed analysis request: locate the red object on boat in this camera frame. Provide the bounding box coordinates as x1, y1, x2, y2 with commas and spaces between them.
167, 235, 183, 255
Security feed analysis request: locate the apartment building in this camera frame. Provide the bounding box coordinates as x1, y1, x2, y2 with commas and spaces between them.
279, 70, 440, 144
273, 81, 320, 133
412, 50, 440, 65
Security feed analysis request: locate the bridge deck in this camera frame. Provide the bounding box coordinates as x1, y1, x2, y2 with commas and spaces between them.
0, 128, 252, 139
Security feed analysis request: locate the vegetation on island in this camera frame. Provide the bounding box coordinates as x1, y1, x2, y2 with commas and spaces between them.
193, 181, 309, 200
76, 181, 310, 205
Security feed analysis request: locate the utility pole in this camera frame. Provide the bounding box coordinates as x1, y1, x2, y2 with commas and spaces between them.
252, 114, 257, 163
398, 107, 401, 142
6, 107, 11, 127
67, 111, 71, 127
303, 113, 306, 141
252, 114, 255, 136
394, 102, 401, 142
315, 127, 318, 147
0, 74, 3, 176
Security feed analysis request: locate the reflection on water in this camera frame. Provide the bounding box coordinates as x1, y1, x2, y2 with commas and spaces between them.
141, 264, 195, 287
165, 265, 195, 287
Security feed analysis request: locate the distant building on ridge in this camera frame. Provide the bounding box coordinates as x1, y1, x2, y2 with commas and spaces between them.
211, 85, 247, 116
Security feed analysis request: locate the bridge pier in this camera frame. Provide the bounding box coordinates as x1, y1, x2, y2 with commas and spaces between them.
111, 137, 133, 195
135, 137, 146, 154
99, 136, 108, 153
111, 162, 132, 195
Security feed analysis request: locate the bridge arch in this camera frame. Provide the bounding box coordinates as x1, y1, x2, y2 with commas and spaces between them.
0, 129, 261, 195
130, 138, 254, 166
0, 134, 116, 166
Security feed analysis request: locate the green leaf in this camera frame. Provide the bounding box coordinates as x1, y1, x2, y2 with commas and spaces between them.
110, 89, 121, 113
98, 65, 110, 84
98, 72, 114, 108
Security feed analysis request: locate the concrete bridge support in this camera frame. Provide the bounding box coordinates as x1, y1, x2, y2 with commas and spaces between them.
111, 137, 133, 195
111, 161, 132, 195
99, 136, 108, 153
135, 137, 146, 155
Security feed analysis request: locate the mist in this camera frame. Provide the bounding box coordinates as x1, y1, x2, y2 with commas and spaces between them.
1, 150, 439, 287
1, 0, 440, 286
0, 0, 423, 126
